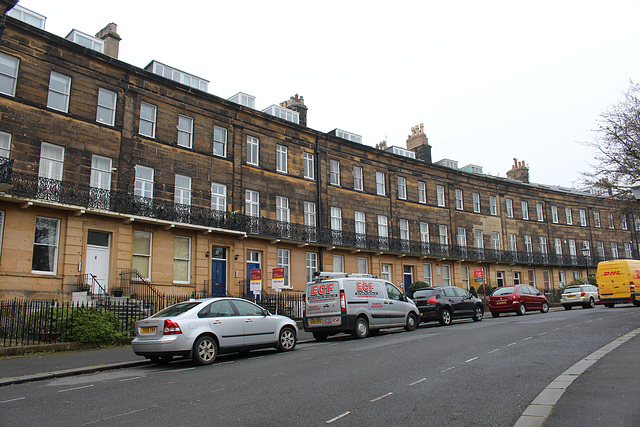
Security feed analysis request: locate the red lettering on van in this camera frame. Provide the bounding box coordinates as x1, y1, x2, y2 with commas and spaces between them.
311, 283, 334, 296
603, 271, 622, 276
357, 282, 373, 292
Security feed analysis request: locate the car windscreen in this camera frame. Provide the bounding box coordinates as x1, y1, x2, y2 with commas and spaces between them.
563, 287, 581, 294
151, 301, 201, 318
491, 286, 515, 296
412, 289, 438, 299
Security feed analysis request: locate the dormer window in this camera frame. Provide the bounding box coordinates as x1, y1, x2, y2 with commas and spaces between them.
145, 61, 208, 92
334, 129, 362, 144
7, 5, 46, 29
66, 30, 104, 53
262, 105, 299, 124
228, 92, 255, 109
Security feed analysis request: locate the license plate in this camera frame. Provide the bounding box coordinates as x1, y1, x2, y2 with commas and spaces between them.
496, 301, 506, 305
309, 319, 322, 325
567, 295, 575, 299
141, 326, 156, 333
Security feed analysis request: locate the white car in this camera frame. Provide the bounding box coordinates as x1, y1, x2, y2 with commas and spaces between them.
132, 297, 297, 365
561, 284, 599, 310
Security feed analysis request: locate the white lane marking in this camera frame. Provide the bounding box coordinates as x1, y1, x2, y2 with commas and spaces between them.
507, 342, 517, 347
441, 366, 455, 373
539, 332, 547, 336
488, 349, 500, 354
409, 378, 427, 386
1, 397, 26, 404
58, 384, 94, 393
326, 412, 351, 424
172, 367, 195, 373
81, 407, 157, 425
465, 357, 478, 363
328, 343, 340, 347
552, 328, 560, 331
524, 337, 533, 341
304, 346, 318, 350
119, 376, 145, 382
370, 392, 393, 402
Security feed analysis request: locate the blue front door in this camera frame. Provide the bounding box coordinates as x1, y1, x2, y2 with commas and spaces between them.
403, 265, 414, 292
211, 247, 227, 296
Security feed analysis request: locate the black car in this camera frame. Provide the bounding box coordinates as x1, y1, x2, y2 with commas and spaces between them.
409, 286, 484, 326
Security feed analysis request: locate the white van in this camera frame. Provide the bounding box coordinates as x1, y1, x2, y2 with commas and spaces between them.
303, 272, 419, 341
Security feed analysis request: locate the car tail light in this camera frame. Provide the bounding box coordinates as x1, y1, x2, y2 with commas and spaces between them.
302, 294, 306, 317
427, 296, 438, 304
631, 283, 635, 292
340, 290, 347, 314
581, 292, 586, 297
163, 319, 182, 335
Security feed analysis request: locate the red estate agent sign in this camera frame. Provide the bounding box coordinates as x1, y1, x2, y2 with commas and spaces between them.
474, 268, 484, 282
272, 267, 285, 290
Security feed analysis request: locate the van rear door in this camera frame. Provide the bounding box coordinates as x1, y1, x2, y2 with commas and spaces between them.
598, 261, 630, 301
305, 281, 341, 327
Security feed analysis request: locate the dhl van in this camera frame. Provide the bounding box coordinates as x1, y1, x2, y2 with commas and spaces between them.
303, 272, 419, 341
596, 260, 640, 307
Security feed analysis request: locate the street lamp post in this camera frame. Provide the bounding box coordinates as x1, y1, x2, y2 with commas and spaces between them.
582, 247, 591, 283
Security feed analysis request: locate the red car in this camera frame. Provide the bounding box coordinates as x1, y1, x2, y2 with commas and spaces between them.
489, 284, 549, 317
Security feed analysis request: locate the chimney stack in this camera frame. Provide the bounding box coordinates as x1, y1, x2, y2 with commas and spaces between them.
506, 158, 530, 183
95, 23, 121, 59
280, 94, 308, 126
406, 123, 432, 163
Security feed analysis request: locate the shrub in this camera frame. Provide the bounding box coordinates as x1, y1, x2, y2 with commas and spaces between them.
70, 309, 125, 343
408, 281, 428, 293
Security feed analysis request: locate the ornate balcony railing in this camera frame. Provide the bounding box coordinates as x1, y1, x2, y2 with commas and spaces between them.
3, 170, 632, 268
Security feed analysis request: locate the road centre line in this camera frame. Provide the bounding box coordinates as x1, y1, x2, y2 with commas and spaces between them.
1, 397, 26, 404
524, 337, 533, 341
172, 367, 195, 373
507, 342, 517, 347
409, 378, 427, 386
58, 384, 94, 393
303, 346, 318, 351
370, 392, 393, 402
465, 357, 478, 363
119, 376, 145, 382
488, 349, 500, 354
326, 412, 351, 424
539, 332, 547, 336
441, 366, 455, 373
552, 328, 560, 331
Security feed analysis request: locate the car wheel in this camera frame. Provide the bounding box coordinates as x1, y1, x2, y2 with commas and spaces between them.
405, 312, 418, 331
604, 303, 615, 308
491, 311, 500, 318
540, 301, 549, 313
353, 317, 369, 338
312, 331, 329, 342
192, 335, 217, 365
585, 298, 596, 309
439, 308, 452, 326
563, 305, 571, 310
516, 303, 526, 316
277, 327, 296, 352
473, 306, 483, 321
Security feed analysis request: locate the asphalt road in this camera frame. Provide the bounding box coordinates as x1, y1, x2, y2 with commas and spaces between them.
1, 305, 639, 426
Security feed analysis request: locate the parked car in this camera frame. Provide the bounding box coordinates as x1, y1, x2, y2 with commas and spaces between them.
561, 284, 599, 309
132, 297, 298, 365
489, 284, 549, 317
408, 286, 484, 326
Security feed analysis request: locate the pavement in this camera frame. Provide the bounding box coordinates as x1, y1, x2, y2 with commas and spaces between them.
2, 325, 640, 426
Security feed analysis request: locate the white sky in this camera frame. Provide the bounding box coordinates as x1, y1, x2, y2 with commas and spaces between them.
18, 0, 640, 187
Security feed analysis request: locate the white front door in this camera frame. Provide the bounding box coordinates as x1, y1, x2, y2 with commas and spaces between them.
86, 231, 110, 293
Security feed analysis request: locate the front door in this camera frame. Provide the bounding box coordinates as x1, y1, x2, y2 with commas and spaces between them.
403, 265, 414, 292
211, 247, 227, 296
86, 230, 110, 293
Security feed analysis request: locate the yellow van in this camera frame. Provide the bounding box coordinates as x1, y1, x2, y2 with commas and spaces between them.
596, 260, 640, 307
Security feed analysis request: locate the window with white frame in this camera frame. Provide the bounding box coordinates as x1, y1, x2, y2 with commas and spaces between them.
32, 216, 60, 274
331, 207, 342, 231
611, 242, 619, 259
304, 201, 316, 227
597, 241, 605, 258
473, 193, 480, 213
524, 235, 532, 253
579, 209, 587, 226
376, 171, 386, 195
536, 203, 544, 222
276, 144, 288, 173
420, 222, 430, 251
573, 271, 580, 280
418, 181, 426, 204
528, 269, 536, 286
559, 270, 566, 287
378, 215, 388, 240
90, 156, 111, 190
505, 198, 513, 218
509, 233, 517, 252
211, 182, 226, 212
333, 254, 344, 273
177, 115, 193, 149
398, 176, 407, 200
139, 102, 157, 137
594, 211, 601, 228
566, 207, 573, 225
458, 227, 467, 247
330, 159, 340, 186
608, 213, 614, 229
442, 264, 451, 286
400, 219, 409, 241
461, 266, 470, 289
423, 263, 432, 286
636, 217, 640, 231
0, 52, 19, 96
543, 270, 551, 289
277, 248, 291, 288
475, 230, 484, 249
582, 240, 591, 257
132, 230, 152, 279
551, 205, 558, 223
245, 190, 259, 217
437, 185, 445, 207
47, 71, 71, 112
174, 174, 191, 206
39, 142, 64, 181
492, 231, 501, 250
496, 271, 505, 287
306, 252, 318, 283
0, 130, 10, 158
381, 263, 391, 281
622, 214, 628, 230
489, 195, 497, 215
173, 236, 191, 283
246, 135, 259, 166
568, 239, 577, 257
521, 201, 529, 220
353, 165, 363, 191
304, 153, 315, 180
554, 238, 563, 255
439, 225, 448, 245
625, 242, 633, 258
357, 257, 368, 274
134, 165, 154, 199
513, 271, 522, 285
455, 189, 463, 210
540, 236, 548, 255
96, 88, 116, 126
213, 126, 227, 157
276, 196, 290, 223
355, 211, 366, 236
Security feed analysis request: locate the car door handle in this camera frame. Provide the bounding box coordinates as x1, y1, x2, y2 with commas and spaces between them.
211, 320, 222, 325
244, 319, 253, 323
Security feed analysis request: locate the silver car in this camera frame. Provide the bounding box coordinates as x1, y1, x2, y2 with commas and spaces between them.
561, 284, 599, 310
132, 297, 298, 365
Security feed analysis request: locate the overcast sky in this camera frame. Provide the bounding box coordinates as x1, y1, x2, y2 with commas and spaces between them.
18, 0, 640, 187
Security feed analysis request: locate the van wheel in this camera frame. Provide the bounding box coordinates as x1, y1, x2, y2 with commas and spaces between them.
516, 303, 526, 316
439, 308, 452, 326
540, 302, 549, 313
604, 303, 615, 308
312, 332, 329, 342
405, 312, 418, 331
352, 317, 369, 338
472, 306, 483, 321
